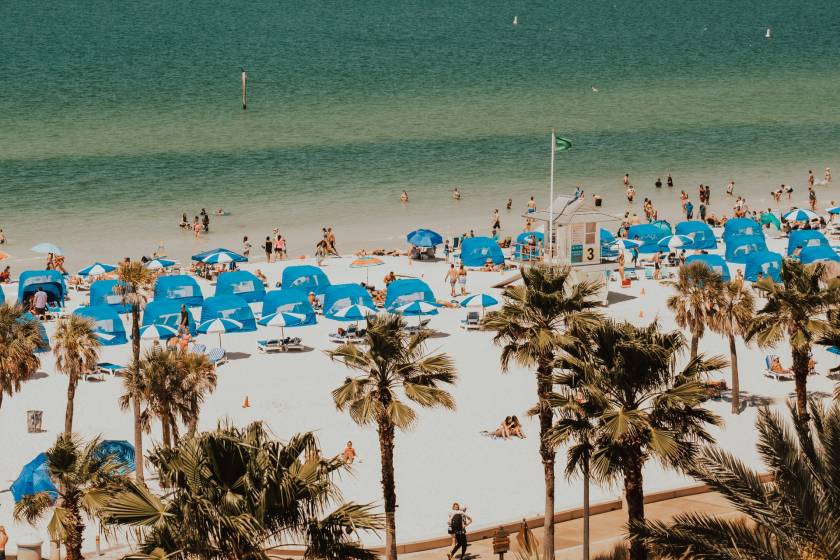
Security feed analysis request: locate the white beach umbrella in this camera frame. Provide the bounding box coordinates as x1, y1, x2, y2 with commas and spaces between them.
332, 305, 378, 321
138, 324, 179, 341
783, 209, 817, 222
197, 317, 243, 346
658, 235, 693, 250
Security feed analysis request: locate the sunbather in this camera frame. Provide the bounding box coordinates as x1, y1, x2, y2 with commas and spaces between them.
770, 356, 792, 375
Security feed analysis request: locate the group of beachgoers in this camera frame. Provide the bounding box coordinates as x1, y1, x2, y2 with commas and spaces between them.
179, 208, 226, 238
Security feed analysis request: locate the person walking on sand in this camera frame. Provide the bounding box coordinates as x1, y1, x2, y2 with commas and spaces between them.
447, 504, 472, 560
726, 180, 735, 196
808, 169, 815, 188
264, 236, 273, 263
242, 236, 251, 257
618, 250, 626, 282
445, 264, 459, 297
506, 198, 512, 210
342, 441, 357, 464
458, 264, 468, 295
626, 185, 635, 203
492, 209, 501, 230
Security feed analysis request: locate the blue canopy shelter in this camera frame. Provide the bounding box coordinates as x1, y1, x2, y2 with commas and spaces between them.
323, 284, 376, 320
11, 453, 57, 503
281, 265, 331, 295
214, 270, 265, 303
261, 289, 316, 324
199, 295, 257, 332
142, 299, 196, 337
684, 254, 731, 281
725, 235, 768, 264
94, 440, 135, 473
674, 221, 717, 250
723, 218, 762, 240
384, 279, 435, 310
154, 275, 204, 307
627, 222, 673, 254
18, 270, 66, 307
90, 279, 130, 313
744, 251, 783, 282
460, 237, 505, 266
74, 305, 128, 345
513, 231, 544, 260
787, 230, 829, 256
799, 246, 840, 264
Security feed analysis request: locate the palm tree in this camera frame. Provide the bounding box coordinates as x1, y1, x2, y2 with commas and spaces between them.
101, 422, 383, 560
120, 348, 181, 449
747, 260, 840, 416
634, 400, 840, 559
579, 320, 724, 560
0, 303, 42, 411
174, 350, 216, 439
328, 313, 456, 560
14, 434, 125, 560
666, 262, 725, 359
707, 280, 755, 414
483, 264, 602, 560
53, 315, 101, 434
116, 261, 154, 482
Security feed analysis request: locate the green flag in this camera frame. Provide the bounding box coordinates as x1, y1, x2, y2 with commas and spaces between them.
555, 136, 572, 151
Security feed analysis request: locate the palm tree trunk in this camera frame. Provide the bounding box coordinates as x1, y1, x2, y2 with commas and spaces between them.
131, 303, 144, 483
0, 391, 4, 411
171, 417, 180, 445
64, 498, 85, 560
729, 335, 740, 415
537, 366, 556, 560
161, 411, 172, 449
792, 346, 810, 418
624, 460, 647, 560
378, 417, 398, 560
188, 415, 198, 439
582, 458, 590, 560
64, 373, 77, 434
690, 331, 700, 360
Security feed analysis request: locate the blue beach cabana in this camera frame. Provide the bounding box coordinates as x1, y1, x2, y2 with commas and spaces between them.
199, 296, 257, 332
18, 270, 66, 307
799, 246, 840, 264
214, 270, 265, 303
281, 265, 331, 295
627, 222, 672, 254
142, 299, 196, 337
154, 275, 204, 307
384, 279, 435, 310
74, 305, 128, 346
323, 284, 376, 320
684, 254, 731, 281
674, 221, 717, 250
725, 235, 768, 264
460, 237, 505, 266
723, 218, 762, 240
261, 289, 316, 324
90, 279, 130, 313
787, 230, 829, 255
513, 231, 544, 260
744, 251, 783, 282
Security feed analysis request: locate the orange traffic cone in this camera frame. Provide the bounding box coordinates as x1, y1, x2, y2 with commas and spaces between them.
242, 396, 250, 408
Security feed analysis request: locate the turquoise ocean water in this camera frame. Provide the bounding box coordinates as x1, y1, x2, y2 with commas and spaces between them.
1, 0, 839, 266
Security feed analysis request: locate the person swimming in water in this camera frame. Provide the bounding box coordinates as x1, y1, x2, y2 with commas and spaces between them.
452, 187, 461, 200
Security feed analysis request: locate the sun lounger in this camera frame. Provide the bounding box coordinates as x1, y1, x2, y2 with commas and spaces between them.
207, 347, 228, 366
406, 319, 432, 333
190, 343, 207, 355
97, 362, 126, 377
764, 355, 793, 380
328, 328, 366, 344
624, 268, 638, 281
257, 339, 283, 353
460, 311, 481, 330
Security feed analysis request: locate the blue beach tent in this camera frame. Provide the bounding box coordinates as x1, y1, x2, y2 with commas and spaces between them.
725, 235, 768, 264
723, 218, 762, 240
18, 270, 66, 307
281, 265, 331, 295
261, 289, 316, 324
744, 251, 783, 282
154, 275, 204, 307
11, 453, 57, 503
799, 246, 840, 264
0, 288, 4, 305
787, 230, 829, 256
674, 221, 717, 250
460, 237, 505, 266
90, 279, 130, 313
627, 223, 672, 254
684, 254, 731, 281
323, 284, 376, 320
142, 299, 196, 337
513, 231, 544, 260
214, 270, 265, 303
199, 295, 257, 332
384, 279, 435, 310
74, 305, 128, 345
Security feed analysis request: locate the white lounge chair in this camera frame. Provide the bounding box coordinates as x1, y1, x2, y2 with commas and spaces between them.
207, 347, 228, 366
257, 339, 283, 353
764, 355, 793, 380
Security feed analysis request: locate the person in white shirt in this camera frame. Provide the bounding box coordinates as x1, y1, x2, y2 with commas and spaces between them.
33, 287, 48, 316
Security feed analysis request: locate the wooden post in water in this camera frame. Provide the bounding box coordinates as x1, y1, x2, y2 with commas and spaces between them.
241, 67, 248, 110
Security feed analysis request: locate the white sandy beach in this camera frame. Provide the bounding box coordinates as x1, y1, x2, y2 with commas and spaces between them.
1, 203, 840, 554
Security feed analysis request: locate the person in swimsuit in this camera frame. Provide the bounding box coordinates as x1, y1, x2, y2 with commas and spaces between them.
342, 441, 357, 464
492, 209, 501, 230
653, 251, 662, 280
458, 264, 468, 295
527, 196, 536, 213
452, 187, 461, 200
667, 173, 674, 188
506, 198, 512, 210
264, 236, 273, 263
400, 190, 409, 202
445, 264, 458, 297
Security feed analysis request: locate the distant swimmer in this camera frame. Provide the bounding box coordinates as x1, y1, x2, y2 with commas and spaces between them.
241, 67, 248, 110
452, 187, 461, 200
400, 190, 409, 202
591, 85, 599, 92
765, 27, 772, 39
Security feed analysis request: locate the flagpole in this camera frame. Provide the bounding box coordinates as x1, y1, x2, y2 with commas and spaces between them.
548, 129, 556, 264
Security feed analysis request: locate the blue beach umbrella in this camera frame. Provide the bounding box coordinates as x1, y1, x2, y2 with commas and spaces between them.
658, 235, 693, 250
460, 293, 499, 308
78, 262, 117, 277
11, 453, 58, 503
827, 207, 840, 215
331, 304, 378, 321
600, 228, 616, 243
145, 258, 176, 270
393, 300, 439, 316
612, 238, 643, 251
828, 346, 840, 356
406, 229, 444, 247
138, 324, 179, 340
259, 311, 306, 338
31, 243, 63, 256
193, 248, 247, 264
198, 317, 243, 346
783, 209, 817, 222
94, 440, 136, 473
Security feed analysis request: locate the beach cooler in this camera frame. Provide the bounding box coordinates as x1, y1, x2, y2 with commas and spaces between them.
621, 279, 631, 288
